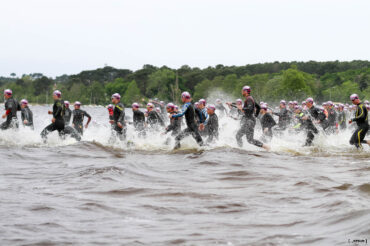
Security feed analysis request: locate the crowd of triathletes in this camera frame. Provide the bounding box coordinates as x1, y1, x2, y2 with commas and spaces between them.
1, 85, 368, 150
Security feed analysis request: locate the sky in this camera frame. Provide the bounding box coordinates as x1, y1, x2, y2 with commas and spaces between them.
0, 0, 369, 77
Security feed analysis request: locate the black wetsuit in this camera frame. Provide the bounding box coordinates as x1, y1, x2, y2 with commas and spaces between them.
133, 110, 146, 135
295, 112, 319, 146
153, 102, 167, 123
41, 99, 81, 141
327, 108, 337, 134
236, 96, 263, 148
349, 103, 369, 149
1, 98, 19, 130
260, 113, 276, 141
166, 114, 182, 136
147, 111, 165, 129
273, 108, 290, 130
172, 102, 203, 148
309, 106, 328, 131
112, 102, 126, 140
205, 113, 219, 143
64, 107, 72, 126
21, 107, 34, 129
337, 111, 347, 130
72, 109, 91, 135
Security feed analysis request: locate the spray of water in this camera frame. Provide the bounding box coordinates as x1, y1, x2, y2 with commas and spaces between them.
0, 104, 367, 158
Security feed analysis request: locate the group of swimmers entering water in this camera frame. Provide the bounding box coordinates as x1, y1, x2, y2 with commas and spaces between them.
1, 86, 369, 150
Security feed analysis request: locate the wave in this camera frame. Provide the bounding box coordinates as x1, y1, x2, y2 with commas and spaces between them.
357, 183, 370, 194
89, 188, 148, 196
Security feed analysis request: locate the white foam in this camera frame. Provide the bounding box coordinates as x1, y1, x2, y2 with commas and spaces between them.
0, 105, 364, 156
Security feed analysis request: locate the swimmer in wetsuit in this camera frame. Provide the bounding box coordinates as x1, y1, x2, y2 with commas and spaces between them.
260, 104, 276, 143
1, 89, 20, 130
164, 103, 181, 137
132, 103, 146, 137
64, 101, 72, 126
72, 101, 91, 135
306, 97, 328, 131
326, 101, 337, 134
152, 100, 168, 123
337, 104, 347, 130
293, 106, 319, 146
20, 99, 34, 129
109, 93, 126, 140
198, 99, 209, 135
273, 100, 290, 131
235, 86, 269, 151
171, 92, 203, 149
204, 104, 219, 143
146, 103, 165, 130
348, 94, 370, 149
40, 90, 81, 141
226, 99, 244, 120
215, 99, 227, 117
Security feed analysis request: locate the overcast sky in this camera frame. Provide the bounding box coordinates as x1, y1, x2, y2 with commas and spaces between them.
0, 0, 369, 77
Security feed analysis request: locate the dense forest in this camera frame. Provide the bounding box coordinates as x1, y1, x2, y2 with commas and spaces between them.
1, 60, 370, 106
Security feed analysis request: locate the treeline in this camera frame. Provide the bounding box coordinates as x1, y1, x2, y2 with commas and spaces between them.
1, 60, 370, 105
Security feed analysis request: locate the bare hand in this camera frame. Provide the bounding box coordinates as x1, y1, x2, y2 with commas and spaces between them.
85, 124, 89, 129
237, 105, 242, 110
109, 120, 114, 124
48, 111, 53, 115
2, 114, 6, 119
302, 116, 308, 120
24, 120, 28, 124
52, 118, 56, 123
199, 123, 205, 131
117, 122, 123, 128
349, 120, 352, 124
